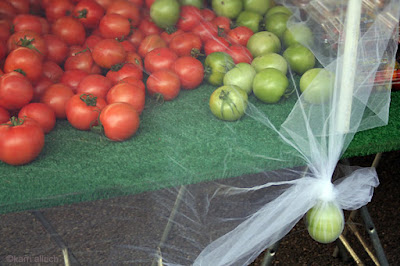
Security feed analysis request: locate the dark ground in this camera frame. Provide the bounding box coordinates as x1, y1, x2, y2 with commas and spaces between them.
0, 150, 399, 265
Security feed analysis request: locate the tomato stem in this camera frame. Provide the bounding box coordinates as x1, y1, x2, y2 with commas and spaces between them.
17, 36, 41, 54
14, 69, 26, 76
9, 116, 24, 126
79, 93, 98, 106
110, 63, 124, 72
76, 9, 88, 19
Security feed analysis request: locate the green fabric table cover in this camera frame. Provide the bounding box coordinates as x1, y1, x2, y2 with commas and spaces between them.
1, 85, 400, 214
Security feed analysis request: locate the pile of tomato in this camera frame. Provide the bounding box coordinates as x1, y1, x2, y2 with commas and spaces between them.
1, 0, 307, 166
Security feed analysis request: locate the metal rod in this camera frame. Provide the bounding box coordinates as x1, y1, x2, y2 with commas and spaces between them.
347, 222, 380, 265
260, 241, 280, 266
339, 234, 364, 265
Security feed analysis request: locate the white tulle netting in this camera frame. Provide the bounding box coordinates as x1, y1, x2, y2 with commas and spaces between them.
120, 1, 400, 265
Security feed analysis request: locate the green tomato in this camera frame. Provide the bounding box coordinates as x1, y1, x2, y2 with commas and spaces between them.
264, 13, 290, 39
204, 52, 235, 86
223, 63, 256, 94
252, 68, 288, 103
283, 23, 314, 48
251, 53, 287, 75
236, 10, 263, 33
306, 201, 344, 244
283, 44, 315, 75
247, 31, 281, 57
178, 0, 203, 8
300, 68, 335, 104
243, 0, 272, 15
212, 0, 243, 19
209, 85, 248, 121
265, 5, 292, 19
150, 0, 181, 29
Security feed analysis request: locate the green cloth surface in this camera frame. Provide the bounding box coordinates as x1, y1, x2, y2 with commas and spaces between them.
1, 85, 400, 214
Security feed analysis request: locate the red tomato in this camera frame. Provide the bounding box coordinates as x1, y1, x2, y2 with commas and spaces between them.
99, 13, 131, 39
45, 0, 74, 23
106, 82, 145, 114
0, 19, 12, 42
120, 40, 136, 53
99, 102, 140, 141
18, 102, 56, 133
160, 29, 184, 44
85, 34, 104, 51
7, 30, 48, 59
145, 0, 155, 9
0, 106, 10, 123
42, 60, 64, 83
0, 41, 7, 61
125, 51, 143, 71
32, 76, 53, 102
138, 34, 166, 58
106, 63, 143, 84
225, 44, 253, 64
94, 0, 112, 9
146, 70, 180, 101
4, 47, 43, 83
76, 74, 113, 99
60, 69, 89, 93
191, 20, 218, 42
127, 28, 145, 48
43, 34, 69, 64
201, 8, 216, 21
176, 5, 202, 32
65, 93, 107, 130
73, 0, 105, 29
38, 17, 50, 34
12, 14, 43, 34
169, 32, 202, 57
227, 26, 253, 46
171, 56, 204, 90
64, 46, 95, 73
127, 0, 143, 7
204, 36, 230, 56
0, 71, 33, 111
51, 16, 86, 46
118, 77, 145, 93
138, 16, 162, 36
0, 1, 17, 20
144, 47, 178, 74
0, 117, 45, 165
106, 0, 141, 27
7, 0, 30, 14
40, 83, 74, 119
92, 38, 127, 69
211, 16, 231, 34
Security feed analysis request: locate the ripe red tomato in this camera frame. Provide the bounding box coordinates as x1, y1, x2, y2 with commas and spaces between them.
138, 34, 167, 58
146, 70, 180, 101
127, 28, 145, 48
225, 44, 253, 64
227, 26, 253, 46
64, 46, 95, 73
0, 117, 45, 165
191, 20, 218, 42
106, 0, 141, 27
138, 16, 162, 36
51, 16, 86, 46
45, 0, 74, 23
201, 8, 216, 21
106, 82, 145, 114
0, 1, 17, 20
211, 16, 232, 34
7, 30, 48, 59
60, 69, 89, 93
0, 71, 33, 111
99, 102, 140, 141
106, 63, 143, 84
204, 36, 230, 56
65, 93, 107, 130
125, 52, 143, 71
12, 14, 43, 34
7, 0, 30, 14
160, 29, 184, 44
43, 34, 69, 64
42, 60, 64, 83
92, 38, 127, 69
171, 56, 204, 90
98, 13, 131, 39
40, 83, 75, 119
169, 32, 202, 57
0, 19, 12, 42
144, 47, 178, 74
118, 77, 145, 93
0, 106, 10, 123
176, 5, 202, 32
85, 34, 104, 51
4, 47, 43, 83
73, 0, 105, 29
18, 102, 56, 134
76, 74, 113, 99
32, 76, 53, 102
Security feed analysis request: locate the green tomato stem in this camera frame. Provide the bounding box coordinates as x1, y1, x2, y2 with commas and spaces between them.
80, 93, 98, 107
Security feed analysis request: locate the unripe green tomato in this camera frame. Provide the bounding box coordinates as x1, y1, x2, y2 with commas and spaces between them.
243, 0, 272, 15
223, 63, 256, 94
204, 52, 235, 86
306, 201, 344, 244
283, 44, 315, 75
264, 13, 290, 39
236, 10, 263, 33
251, 53, 287, 75
212, 0, 243, 19
283, 23, 314, 48
178, 0, 203, 8
209, 85, 248, 121
265, 5, 292, 19
150, 0, 181, 29
252, 68, 288, 103
247, 31, 281, 57
300, 68, 335, 104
